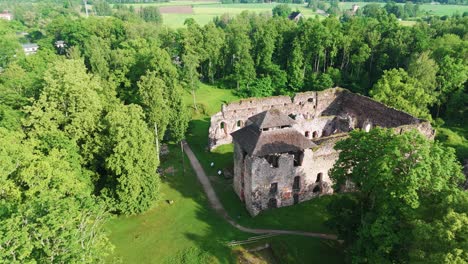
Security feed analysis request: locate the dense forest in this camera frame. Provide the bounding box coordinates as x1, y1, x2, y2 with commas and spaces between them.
0, 0, 466, 263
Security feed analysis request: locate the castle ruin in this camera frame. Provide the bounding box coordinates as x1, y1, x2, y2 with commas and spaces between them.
208, 88, 434, 216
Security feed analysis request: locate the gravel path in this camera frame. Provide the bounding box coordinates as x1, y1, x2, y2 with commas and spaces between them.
182, 140, 338, 241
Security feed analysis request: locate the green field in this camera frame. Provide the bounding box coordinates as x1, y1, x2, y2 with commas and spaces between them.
339, 2, 468, 16
122, 2, 322, 27
120, 1, 468, 27
106, 84, 344, 263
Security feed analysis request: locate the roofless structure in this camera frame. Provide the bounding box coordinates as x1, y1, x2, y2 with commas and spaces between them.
209, 88, 434, 216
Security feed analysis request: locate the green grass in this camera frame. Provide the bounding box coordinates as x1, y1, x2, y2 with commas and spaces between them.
436, 124, 468, 162
105, 143, 249, 263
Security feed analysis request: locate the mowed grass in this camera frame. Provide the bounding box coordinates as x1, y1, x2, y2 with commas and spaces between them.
105, 143, 250, 263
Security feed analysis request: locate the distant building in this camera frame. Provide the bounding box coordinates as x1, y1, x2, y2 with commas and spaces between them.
0, 11, 13, 21
351, 4, 360, 13
55, 40, 66, 49
288, 11, 303, 22
22, 43, 39, 55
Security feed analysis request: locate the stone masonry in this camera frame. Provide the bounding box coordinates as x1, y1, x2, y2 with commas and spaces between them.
209, 88, 434, 216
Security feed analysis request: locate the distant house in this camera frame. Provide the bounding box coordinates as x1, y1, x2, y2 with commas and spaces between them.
55, 40, 66, 49
351, 4, 360, 14
22, 43, 39, 55
288, 11, 303, 22
0, 11, 13, 21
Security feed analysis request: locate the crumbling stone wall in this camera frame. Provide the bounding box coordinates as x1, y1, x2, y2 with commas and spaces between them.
221, 88, 435, 216
209, 88, 434, 150
235, 146, 334, 216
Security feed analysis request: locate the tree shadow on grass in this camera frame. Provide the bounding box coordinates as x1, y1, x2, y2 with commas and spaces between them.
159, 141, 249, 264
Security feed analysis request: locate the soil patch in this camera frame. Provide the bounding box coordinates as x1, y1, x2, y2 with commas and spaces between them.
159, 6, 193, 14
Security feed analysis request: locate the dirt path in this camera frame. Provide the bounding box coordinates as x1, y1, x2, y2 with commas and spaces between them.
182, 140, 338, 241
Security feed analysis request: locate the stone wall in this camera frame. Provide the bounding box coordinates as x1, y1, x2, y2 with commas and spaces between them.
225, 88, 435, 216
235, 140, 336, 216
209, 88, 434, 150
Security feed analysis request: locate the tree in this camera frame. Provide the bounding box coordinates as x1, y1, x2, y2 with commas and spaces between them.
286, 39, 304, 92
202, 22, 225, 84
137, 71, 171, 141
23, 59, 103, 151
225, 14, 256, 89
167, 86, 190, 143
139, 6, 162, 23
272, 4, 292, 18
435, 56, 468, 118
328, 128, 465, 263
370, 68, 434, 119
93, 0, 112, 16
181, 20, 205, 111
100, 104, 160, 215
0, 128, 113, 263
407, 51, 438, 95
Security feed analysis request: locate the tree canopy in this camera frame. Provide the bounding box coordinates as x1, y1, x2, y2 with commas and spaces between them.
328, 128, 466, 263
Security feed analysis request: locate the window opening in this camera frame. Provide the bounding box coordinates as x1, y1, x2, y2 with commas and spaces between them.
268, 198, 277, 208
270, 183, 278, 195
265, 155, 279, 168
316, 173, 322, 183
293, 176, 300, 191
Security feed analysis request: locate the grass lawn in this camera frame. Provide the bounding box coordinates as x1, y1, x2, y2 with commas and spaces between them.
435, 123, 468, 162
105, 143, 250, 263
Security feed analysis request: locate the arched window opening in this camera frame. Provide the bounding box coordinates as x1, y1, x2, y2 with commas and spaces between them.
312, 131, 318, 138
270, 182, 278, 195
307, 98, 314, 103
305, 131, 310, 138
220, 122, 225, 129
237, 120, 243, 127
316, 173, 322, 183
